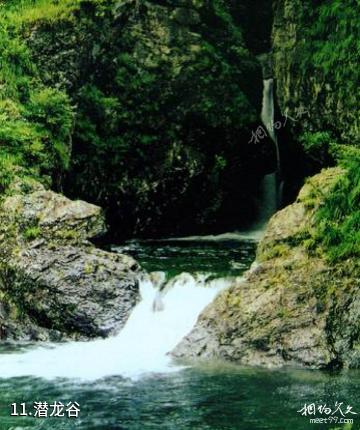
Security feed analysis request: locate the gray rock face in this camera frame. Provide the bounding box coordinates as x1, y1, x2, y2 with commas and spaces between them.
173, 169, 360, 369
0, 182, 140, 341
2, 186, 106, 243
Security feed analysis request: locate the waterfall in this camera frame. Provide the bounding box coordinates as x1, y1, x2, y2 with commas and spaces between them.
261, 79, 276, 142
261, 78, 281, 172
257, 172, 278, 225
0, 273, 230, 381
256, 72, 283, 224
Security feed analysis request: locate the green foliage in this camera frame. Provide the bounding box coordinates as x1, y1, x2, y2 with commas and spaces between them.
314, 146, 360, 262
1, 0, 113, 25
0, 0, 81, 24
0, 153, 20, 192
23, 225, 41, 241
298, 0, 359, 144
26, 88, 74, 170
299, 131, 336, 167
0, 8, 74, 191
55, 0, 261, 234
308, 1, 358, 80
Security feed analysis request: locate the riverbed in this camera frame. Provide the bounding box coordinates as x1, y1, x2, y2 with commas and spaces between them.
0, 235, 358, 429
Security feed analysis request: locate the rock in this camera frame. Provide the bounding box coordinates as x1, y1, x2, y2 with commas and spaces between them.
2, 189, 106, 244
0, 182, 140, 341
149, 271, 166, 290
173, 168, 360, 369
3, 246, 139, 339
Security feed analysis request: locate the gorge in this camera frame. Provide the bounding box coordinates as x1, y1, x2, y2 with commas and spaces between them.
0, 1, 359, 429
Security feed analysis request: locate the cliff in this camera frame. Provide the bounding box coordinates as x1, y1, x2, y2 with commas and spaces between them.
173, 168, 360, 369
10, 0, 275, 238
1, 0, 358, 352
272, 0, 359, 146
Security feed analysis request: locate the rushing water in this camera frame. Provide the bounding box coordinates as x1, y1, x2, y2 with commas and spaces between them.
259, 76, 283, 212
0, 235, 359, 429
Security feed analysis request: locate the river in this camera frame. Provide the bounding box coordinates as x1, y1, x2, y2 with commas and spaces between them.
0, 235, 358, 429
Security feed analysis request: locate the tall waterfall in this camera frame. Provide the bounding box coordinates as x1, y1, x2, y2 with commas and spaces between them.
0, 273, 230, 381
256, 73, 283, 224
257, 172, 278, 226
261, 79, 276, 142
261, 78, 281, 171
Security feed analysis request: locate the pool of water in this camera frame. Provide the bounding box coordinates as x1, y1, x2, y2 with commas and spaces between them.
0, 366, 359, 429
0, 235, 358, 429
112, 233, 258, 278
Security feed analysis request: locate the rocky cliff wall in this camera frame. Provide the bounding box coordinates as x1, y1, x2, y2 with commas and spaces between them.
173, 168, 360, 369
272, 0, 359, 145
19, 0, 276, 238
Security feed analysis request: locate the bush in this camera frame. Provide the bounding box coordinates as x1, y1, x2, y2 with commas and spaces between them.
314, 146, 360, 262
300, 131, 336, 169
26, 88, 74, 170
0, 11, 74, 191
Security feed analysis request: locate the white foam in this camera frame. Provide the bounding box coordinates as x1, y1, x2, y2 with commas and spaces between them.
0, 273, 229, 381
147, 231, 263, 243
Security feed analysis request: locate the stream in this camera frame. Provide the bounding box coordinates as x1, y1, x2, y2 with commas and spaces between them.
0, 234, 359, 429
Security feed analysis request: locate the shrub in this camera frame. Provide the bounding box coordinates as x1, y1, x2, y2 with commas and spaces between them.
314, 146, 360, 262
0, 10, 74, 191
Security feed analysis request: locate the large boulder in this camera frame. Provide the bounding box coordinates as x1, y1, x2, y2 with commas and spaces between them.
173, 168, 360, 369
0, 182, 140, 341
2, 188, 106, 243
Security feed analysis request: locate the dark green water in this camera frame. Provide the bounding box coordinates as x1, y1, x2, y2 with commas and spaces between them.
0, 366, 359, 429
0, 236, 359, 430
113, 234, 257, 278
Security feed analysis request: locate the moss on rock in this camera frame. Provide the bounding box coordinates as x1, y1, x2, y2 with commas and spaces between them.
173, 168, 360, 370
0, 179, 140, 341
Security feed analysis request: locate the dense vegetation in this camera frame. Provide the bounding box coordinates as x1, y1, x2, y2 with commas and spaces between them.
0, 0, 358, 258
1, 0, 275, 238
271, 0, 359, 262
294, 0, 360, 261
315, 146, 360, 262
0, 11, 73, 192
299, 0, 359, 139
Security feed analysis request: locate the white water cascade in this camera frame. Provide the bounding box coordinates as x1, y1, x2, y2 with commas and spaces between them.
257, 77, 283, 224
0, 273, 230, 381
257, 172, 278, 226
261, 78, 281, 172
